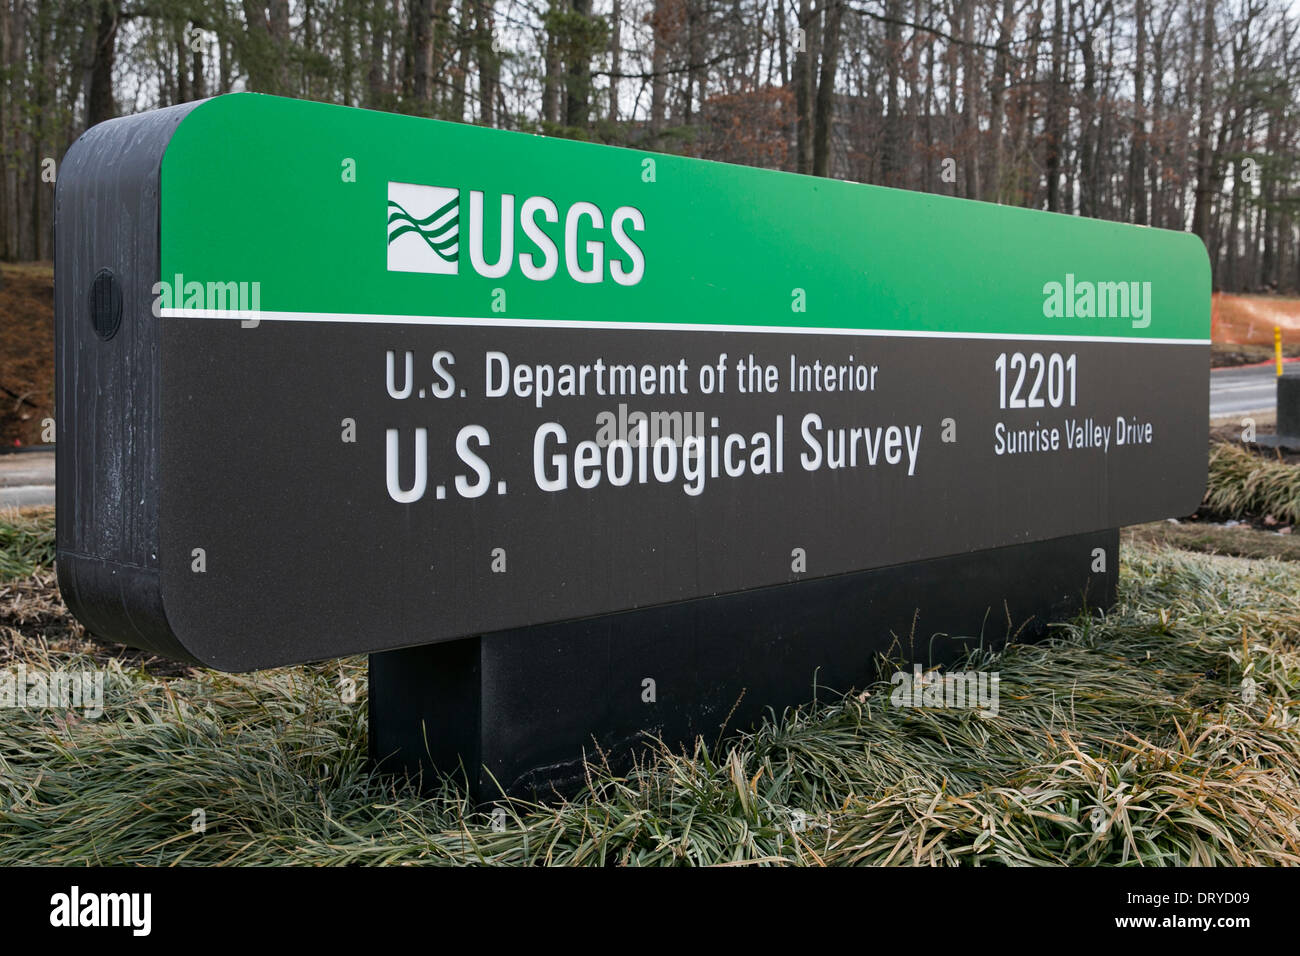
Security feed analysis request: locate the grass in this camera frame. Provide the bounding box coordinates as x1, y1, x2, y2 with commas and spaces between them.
0, 506, 54, 580
1205, 441, 1300, 525
1, 508, 1299, 865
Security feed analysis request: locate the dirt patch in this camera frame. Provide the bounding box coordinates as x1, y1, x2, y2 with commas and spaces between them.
0, 263, 54, 447
1209, 418, 1272, 443
1211, 342, 1300, 368
0, 568, 199, 678
1208, 417, 1300, 466
1186, 507, 1295, 534
1124, 519, 1300, 561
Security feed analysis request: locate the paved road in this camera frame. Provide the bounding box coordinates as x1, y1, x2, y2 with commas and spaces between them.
1210, 363, 1297, 419
0, 450, 54, 509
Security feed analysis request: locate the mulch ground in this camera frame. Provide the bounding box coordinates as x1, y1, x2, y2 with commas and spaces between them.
0, 263, 54, 447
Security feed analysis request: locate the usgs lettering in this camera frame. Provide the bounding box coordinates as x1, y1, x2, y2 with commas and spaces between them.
387, 181, 646, 284
55, 93, 1208, 673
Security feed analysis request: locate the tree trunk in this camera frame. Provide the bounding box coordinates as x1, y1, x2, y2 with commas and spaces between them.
1191, 0, 1218, 244
1129, 0, 1147, 224
1044, 0, 1064, 211
86, 0, 119, 126
812, 0, 843, 177
409, 0, 433, 110
544, 0, 567, 126
476, 0, 498, 126
793, 0, 816, 173
608, 0, 621, 123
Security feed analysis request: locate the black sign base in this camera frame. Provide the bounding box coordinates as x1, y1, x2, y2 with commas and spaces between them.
1252, 435, 1300, 452
369, 530, 1118, 803
1253, 375, 1300, 451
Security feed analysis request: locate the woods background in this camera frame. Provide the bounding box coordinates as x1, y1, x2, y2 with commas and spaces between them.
1, 0, 1298, 293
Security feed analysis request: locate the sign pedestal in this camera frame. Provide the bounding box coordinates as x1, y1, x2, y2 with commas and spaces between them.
369, 529, 1118, 803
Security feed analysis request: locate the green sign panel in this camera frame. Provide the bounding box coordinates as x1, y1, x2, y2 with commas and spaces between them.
159, 94, 1207, 342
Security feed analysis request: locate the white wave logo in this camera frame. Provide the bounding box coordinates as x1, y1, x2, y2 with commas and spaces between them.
387, 181, 460, 275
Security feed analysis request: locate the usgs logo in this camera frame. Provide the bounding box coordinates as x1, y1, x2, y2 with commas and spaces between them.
387, 181, 645, 286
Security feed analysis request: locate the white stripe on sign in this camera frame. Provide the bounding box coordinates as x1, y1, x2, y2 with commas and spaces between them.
161, 308, 1212, 346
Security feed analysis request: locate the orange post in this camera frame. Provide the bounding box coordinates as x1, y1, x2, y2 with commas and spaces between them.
1277, 326, 1285, 377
